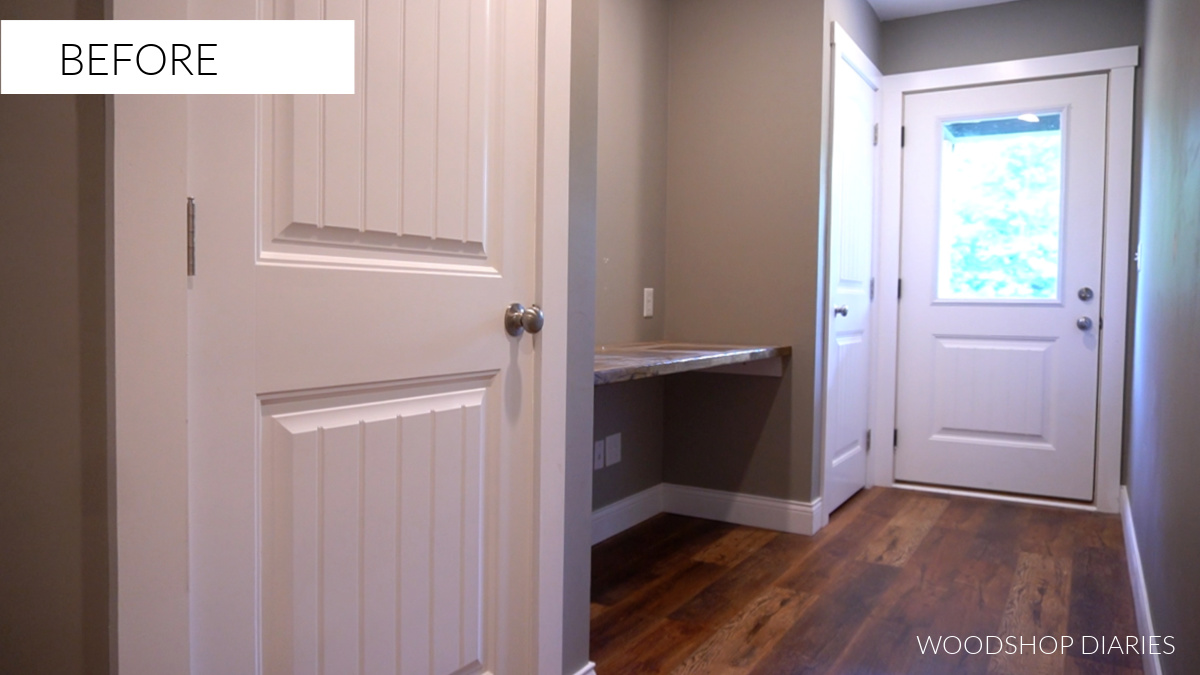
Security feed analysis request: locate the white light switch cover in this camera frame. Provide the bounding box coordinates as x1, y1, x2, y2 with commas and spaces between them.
605, 433, 622, 466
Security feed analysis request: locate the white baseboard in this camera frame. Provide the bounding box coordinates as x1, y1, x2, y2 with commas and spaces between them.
591, 484, 664, 545
662, 484, 823, 536
568, 660, 596, 675
1121, 486, 1163, 675
590, 483, 823, 545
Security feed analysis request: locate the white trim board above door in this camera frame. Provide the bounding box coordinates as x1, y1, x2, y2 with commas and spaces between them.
872, 47, 1138, 513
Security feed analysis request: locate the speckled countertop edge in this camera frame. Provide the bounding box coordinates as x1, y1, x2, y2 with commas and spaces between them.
594, 342, 792, 385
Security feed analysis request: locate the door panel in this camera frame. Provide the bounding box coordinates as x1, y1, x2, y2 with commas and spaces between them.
895, 74, 1107, 501
263, 0, 492, 267
187, 0, 542, 670
823, 26, 879, 515
261, 378, 488, 675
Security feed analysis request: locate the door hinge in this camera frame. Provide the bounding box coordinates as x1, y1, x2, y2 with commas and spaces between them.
187, 197, 196, 277
901, 126, 906, 147
865, 429, 872, 451
897, 278, 903, 299
873, 123, 879, 147
870, 277, 876, 300
893, 428, 898, 447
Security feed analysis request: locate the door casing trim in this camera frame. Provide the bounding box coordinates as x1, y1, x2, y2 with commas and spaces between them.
872, 46, 1139, 513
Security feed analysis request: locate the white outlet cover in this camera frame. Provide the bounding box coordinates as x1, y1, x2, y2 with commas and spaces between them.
605, 433, 622, 466
593, 440, 605, 471
643, 288, 654, 318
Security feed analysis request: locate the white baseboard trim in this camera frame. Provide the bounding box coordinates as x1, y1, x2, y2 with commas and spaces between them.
568, 660, 596, 675
591, 484, 664, 545
662, 484, 823, 536
590, 483, 823, 544
1121, 486, 1163, 675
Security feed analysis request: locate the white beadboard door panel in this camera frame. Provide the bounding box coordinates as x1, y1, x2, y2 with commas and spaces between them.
822, 24, 880, 517
894, 74, 1108, 501
261, 378, 489, 675
186, 0, 547, 670
260, 0, 495, 272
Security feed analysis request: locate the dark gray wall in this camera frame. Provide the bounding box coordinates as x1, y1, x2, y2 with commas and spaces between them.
663, 0, 826, 503
664, 372, 795, 495
881, 0, 1146, 74
591, 0, 669, 515
0, 4, 109, 675
564, 0, 599, 667
828, 0, 883, 65
593, 380, 664, 509
1127, 0, 1200, 672
595, 0, 669, 346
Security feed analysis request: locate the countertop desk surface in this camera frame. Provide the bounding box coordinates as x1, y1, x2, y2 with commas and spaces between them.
594, 342, 792, 385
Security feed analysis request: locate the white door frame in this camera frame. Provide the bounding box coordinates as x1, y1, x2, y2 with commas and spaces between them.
110, 1, 572, 672
871, 46, 1138, 514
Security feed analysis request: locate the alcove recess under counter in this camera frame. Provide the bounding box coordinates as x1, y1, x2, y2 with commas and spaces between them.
594, 342, 792, 385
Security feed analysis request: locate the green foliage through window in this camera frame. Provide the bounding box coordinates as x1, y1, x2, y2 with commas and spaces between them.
937, 114, 1062, 300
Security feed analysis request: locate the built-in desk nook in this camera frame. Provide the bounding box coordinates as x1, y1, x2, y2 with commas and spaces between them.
590, 342, 798, 545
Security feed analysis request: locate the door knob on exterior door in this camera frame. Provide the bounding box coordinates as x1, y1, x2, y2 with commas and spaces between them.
505, 303, 545, 336
1076, 316, 1094, 331
833, 305, 849, 317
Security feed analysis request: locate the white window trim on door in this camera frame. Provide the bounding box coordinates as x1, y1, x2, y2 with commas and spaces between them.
110, 0, 572, 672
872, 47, 1138, 514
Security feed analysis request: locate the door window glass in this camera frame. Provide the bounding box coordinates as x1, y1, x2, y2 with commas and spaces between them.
937, 113, 1063, 300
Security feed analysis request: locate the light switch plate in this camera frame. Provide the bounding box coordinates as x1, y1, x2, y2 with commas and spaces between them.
643, 288, 654, 318
605, 433, 622, 466
593, 440, 605, 471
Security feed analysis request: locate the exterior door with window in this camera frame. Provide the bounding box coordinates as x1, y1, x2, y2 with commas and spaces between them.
895, 74, 1107, 500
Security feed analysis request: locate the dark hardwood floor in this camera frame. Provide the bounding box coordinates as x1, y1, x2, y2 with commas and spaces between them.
589, 487, 1143, 675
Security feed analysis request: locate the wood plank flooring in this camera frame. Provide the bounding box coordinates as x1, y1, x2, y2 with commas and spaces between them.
590, 488, 1143, 675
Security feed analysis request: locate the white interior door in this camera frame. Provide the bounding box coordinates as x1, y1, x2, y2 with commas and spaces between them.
895, 74, 1108, 501
822, 25, 879, 516
185, 0, 550, 672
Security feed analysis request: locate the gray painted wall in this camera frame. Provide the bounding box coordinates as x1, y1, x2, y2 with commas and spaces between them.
881, 0, 1146, 74
595, 0, 669, 346
564, 0, 599, 667
664, 372, 795, 495
663, 0, 827, 503
829, 0, 883, 65
1127, 0, 1200, 672
0, 4, 108, 675
593, 380, 665, 509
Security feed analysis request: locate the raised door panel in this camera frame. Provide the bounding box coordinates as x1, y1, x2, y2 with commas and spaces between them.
260, 0, 493, 271
930, 337, 1054, 447
261, 376, 489, 675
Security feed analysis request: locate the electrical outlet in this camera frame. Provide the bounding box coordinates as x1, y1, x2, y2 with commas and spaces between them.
643, 288, 654, 318
605, 433, 622, 466
593, 440, 605, 471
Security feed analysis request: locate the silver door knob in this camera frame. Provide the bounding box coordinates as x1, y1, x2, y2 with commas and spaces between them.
1076, 316, 1093, 331
1078, 286, 1094, 301
505, 303, 544, 336
833, 305, 849, 317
